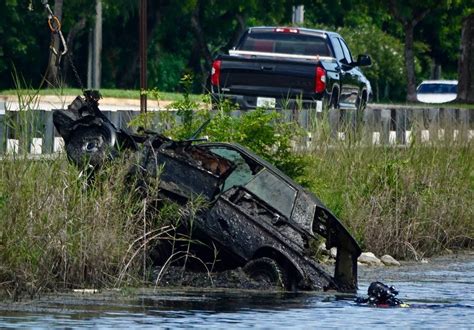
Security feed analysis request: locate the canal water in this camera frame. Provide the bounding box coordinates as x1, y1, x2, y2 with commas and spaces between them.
0, 254, 472, 328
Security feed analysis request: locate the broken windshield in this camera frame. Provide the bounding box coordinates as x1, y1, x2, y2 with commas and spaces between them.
245, 169, 297, 218
206, 146, 262, 192
206, 145, 297, 218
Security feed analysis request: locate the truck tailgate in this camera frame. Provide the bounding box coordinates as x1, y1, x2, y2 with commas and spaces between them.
218, 55, 319, 98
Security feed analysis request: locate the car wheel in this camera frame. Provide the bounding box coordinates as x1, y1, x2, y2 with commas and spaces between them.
66, 124, 117, 169
243, 257, 286, 289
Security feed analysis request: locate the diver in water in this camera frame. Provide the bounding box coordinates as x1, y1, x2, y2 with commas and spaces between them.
356, 281, 409, 308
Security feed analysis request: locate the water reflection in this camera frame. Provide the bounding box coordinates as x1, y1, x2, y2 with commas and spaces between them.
0, 256, 473, 328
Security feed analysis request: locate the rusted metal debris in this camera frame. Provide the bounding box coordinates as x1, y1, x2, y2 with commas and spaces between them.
53, 91, 362, 293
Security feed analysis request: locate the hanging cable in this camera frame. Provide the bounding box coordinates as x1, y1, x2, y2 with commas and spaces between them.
42, 0, 68, 64
41, 0, 86, 93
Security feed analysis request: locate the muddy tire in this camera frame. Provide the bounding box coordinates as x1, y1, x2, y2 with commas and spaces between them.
243, 257, 286, 289
66, 124, 117, 169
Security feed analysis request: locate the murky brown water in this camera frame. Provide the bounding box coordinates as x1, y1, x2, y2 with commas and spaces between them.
0, 253, 473, 328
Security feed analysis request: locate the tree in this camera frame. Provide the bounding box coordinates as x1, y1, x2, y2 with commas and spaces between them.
385, 1, 463, 102
340, 25, 406, 102
457, 13, 474, 103
0, 1, 49, 89
387, 1, 433, 102
45, 0, 63, 87
417, 4, 467, 79
0, 0, 468, 100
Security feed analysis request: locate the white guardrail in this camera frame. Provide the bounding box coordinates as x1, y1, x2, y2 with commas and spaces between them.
0, 98, 472, 155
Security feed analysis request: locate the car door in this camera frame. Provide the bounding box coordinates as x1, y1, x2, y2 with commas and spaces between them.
332, 37, 360, 109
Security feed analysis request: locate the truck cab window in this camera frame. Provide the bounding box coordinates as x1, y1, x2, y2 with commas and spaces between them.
338, 38, 354, 64
245, 169, 297, 218
239, 32, 331, 57
331, 37, 345, 62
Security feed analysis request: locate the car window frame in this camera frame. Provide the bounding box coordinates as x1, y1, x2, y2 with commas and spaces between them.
338, 38, 354, 64
330, 36, 345, 62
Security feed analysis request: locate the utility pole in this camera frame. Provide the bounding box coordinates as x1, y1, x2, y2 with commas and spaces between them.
87, 29, 92, 88
292, 5, 304, 25
87, 0, 102, 89
93, 0, 102, 89
139, 0, 147, 113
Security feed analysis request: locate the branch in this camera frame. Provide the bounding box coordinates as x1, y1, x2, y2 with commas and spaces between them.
387, 0, 405, 23
413, 8, 430, 26
190, 4, 213, 67
66, 17, 87, 47
224, 13, 247, 51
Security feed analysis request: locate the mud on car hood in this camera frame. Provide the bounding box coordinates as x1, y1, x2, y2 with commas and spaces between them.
53, 92, 361, 292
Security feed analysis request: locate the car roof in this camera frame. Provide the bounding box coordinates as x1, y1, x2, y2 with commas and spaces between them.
418, 80, 458, 85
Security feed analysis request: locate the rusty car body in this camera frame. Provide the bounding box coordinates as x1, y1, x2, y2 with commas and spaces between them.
53, 92, 361, 292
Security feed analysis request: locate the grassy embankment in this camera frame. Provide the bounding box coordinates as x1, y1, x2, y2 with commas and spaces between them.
0, 154, 178, 299
0, 89, 473, 298
305, 139, 473, 260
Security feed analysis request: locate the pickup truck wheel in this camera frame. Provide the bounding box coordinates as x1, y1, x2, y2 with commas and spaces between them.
243, 257, 286, 289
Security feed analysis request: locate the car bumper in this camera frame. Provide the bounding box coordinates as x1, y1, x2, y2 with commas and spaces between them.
211, 93, 324, 111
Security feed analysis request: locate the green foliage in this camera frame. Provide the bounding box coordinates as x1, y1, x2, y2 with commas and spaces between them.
339, 24, 407, 101
0, 156, 145, 296
127, 111, 156, 131
307, 140, 474, 259
0, 1, 47, 88
166, 74, 200, 138
205, 107, 308, 180
0, 0, 472, 99
149, 52, 186, 92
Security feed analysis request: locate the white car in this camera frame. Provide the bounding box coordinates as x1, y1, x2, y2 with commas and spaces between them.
416, 80, 458, 104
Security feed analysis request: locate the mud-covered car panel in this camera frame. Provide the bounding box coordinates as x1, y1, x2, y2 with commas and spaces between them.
53, 92, 362, 293
199, 142, 361, 291
199, 186, 335, 290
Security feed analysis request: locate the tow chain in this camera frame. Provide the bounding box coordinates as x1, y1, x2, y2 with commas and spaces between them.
42, 0, 68, 64
67, 52, 85, 92
41, 0, 86, 93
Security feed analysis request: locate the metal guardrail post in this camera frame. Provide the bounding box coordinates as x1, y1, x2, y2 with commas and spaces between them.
44, 110, 54, 153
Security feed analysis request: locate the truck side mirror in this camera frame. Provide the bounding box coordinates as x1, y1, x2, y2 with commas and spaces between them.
356, 54, 372, 67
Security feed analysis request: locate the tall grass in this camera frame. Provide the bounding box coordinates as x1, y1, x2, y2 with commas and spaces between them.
1, 81, 472, 297
0, 153, 177, 298
306, 131, 474, 260
0, 78, 206, 299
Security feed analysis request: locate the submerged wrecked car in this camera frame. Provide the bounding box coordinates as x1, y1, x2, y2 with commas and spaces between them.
53, 91, 361, 292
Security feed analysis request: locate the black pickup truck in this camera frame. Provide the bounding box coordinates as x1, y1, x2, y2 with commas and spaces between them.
211, 26, 372, 112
